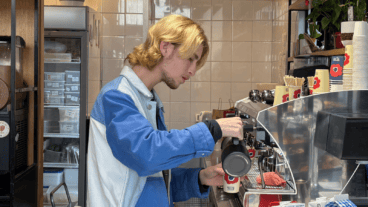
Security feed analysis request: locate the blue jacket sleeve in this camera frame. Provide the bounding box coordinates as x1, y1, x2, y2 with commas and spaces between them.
170, 168, 210, 203
102, 90, 215, 177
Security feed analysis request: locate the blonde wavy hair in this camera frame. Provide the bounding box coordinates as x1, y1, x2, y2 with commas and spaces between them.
124, 15, 209, 71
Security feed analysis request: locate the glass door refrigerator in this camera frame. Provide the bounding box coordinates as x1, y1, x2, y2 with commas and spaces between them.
43, 6, 88, 207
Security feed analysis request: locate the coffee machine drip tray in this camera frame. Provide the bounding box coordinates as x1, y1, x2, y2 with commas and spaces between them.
240, 157, 296, 194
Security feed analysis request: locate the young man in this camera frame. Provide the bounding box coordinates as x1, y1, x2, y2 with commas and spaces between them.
87, 14, 244, 207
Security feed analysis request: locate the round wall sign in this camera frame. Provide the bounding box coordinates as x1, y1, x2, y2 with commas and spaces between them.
0, 121, 10, 138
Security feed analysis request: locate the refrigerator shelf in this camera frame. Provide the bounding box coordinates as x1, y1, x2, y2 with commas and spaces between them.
44, 162, 79, 169
44, 133, 79, 138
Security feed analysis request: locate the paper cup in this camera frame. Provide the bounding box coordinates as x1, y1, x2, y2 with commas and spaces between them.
273, 86, 289, 106
354, 21, 368, 36
223, 174, 240, 193
344, 45, 353, 69
314, 70, 330, 93
289, 86, 302, 100
309, 87, 314, 95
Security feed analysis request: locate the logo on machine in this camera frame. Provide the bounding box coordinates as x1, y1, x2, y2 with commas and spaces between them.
248, 149, 255, 158
224, 174, 239, 184
0, 121, 10, 138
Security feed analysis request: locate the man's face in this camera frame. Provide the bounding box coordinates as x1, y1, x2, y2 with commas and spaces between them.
161, 44, 204, 89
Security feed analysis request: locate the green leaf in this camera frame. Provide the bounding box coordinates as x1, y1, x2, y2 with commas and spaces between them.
299, 34, 304, 40
333, 21, 340, 31
332, 6, 341, 23
321, 17, 331, 30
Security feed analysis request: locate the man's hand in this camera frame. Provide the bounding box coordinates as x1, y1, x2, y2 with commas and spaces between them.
199, 163, 246, 187
216, 117, 243, 140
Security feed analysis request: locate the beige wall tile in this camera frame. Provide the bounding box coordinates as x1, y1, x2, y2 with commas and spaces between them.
190, 102, 211, 123
211, 62, 232, 82
233, 1, 253, 20
102, 14, 125, 36
102, 81, 109, 88
88, 102, 94, 116
89, 14, 102, 58
272, 42, 283, 62
170, 82, 191, 102
271, 62, 284, 84
252, 42, 271, 62
154, 82, 170, 102
196, 21, 211, 41
231, 62, 252, 82
84, 0, 102, 12
154, 0, 171, 19
233, 21, 253, 42
231, 83, 252, 101
125, 14, 144, 37
88, 80, 101, 103
192, 0, 211, 20
192, 62, 211, 82
170, 102, 191, 122
277, 13, 288, 21
273, 20, 287, 42
210, 102, 231, 111
252, 62, 272, 83
165, 122, 170, 130
212, 0, 232, 20
251, 83, 258, 90
253, 21, 272, 42
88, 58, 101, 81
162, 102, 171, 122
102, 0, 124, 13
170, 122, 192, 130
171, 0, 191, 18
232, 42, 252, 62
211, 42, 232, 62
125, 37, 143, 55
212, 21, 232, 41
191, 82, 211, 102
253, 1, 273, 21
211, 82, 231, 102
102, 36, 125, 59
126, 0, 144, 13
101, 59, 124, 81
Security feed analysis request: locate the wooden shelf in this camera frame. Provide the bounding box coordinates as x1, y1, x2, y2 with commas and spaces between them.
289, 0, 313, 11
288, 48, 345, 62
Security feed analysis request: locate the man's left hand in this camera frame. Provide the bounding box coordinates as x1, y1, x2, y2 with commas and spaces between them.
199, 163, 246, 187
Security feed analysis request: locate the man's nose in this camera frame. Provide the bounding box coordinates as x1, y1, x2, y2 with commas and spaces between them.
188, 63, 196, 77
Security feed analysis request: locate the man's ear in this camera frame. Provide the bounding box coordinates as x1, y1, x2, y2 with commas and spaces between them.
160, 41, 175, 57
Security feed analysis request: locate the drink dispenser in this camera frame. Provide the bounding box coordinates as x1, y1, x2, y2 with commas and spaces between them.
0, 36, 26, 110
221, 137, 251, 177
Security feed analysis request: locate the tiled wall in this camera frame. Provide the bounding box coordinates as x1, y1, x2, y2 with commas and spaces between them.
44, 0, 291, 127
153, 0, 290, 130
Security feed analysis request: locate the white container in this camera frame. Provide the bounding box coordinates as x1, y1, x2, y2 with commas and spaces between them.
65, 92, 80, 105
44, 89, 65, 98
43, 169, 64, 187
44, 96, 65, 105
44, 72, 65, 81
44, 80, 65, 89
59, 107, 80, 122
59, 121, 79, 134
65, 70, 80, 84
65, 84, 80, 92
64, 169, 79, 186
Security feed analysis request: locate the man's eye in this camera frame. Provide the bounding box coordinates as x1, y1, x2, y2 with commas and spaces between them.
189, 58, 193, 62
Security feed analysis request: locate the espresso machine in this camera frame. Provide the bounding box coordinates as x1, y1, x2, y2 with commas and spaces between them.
207, 90, 368, 207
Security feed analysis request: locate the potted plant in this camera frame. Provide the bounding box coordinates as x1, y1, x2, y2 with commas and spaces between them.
306, 0, 367, 50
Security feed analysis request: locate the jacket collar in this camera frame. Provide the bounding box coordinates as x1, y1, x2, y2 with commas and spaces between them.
120, 65, 164, 110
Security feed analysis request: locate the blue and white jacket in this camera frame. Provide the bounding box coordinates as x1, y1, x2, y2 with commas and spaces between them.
86, 66, 215, 207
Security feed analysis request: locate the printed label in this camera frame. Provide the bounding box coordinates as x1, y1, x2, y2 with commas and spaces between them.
0, 121, 10, 138
52, 83, 59, 87
52, 91, 58, 96
71, 97, 78, 102
227, 187, 234, 191
68, 75, 73, 78
67, 95, 71, 98
65, 125, 73, 131
72, 77, 79, 82
71, 86, 78, 90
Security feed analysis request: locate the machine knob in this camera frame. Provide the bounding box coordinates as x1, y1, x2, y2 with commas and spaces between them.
240, 113, 250, 119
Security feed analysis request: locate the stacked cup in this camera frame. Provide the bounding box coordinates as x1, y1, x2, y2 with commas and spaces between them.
273, 86, 289, 106
329, 56, 344, 92
313, 69, 330, 94
352, 21, 368, 90
343, 45, 353, 90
